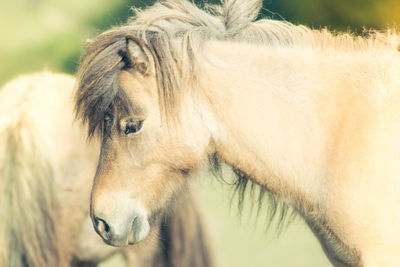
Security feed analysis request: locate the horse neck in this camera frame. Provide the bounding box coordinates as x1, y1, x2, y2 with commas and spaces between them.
198, 41, 335, 206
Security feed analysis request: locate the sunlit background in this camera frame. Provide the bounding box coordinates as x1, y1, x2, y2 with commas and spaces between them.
1, 0, 399, 266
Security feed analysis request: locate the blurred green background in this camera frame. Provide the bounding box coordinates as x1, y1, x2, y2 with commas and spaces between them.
1, 0, 399, 266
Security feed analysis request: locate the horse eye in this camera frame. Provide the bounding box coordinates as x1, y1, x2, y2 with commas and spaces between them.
124, 119, 144, 135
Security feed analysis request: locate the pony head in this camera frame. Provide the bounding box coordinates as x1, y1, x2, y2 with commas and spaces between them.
75, 30, 214, 246
75, 0, 264, 247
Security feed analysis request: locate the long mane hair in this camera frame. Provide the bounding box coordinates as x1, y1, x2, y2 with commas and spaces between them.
75, 0, 399, 227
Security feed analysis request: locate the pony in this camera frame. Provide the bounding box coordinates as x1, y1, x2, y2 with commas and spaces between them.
0, 72, 214, 267
74, 0, 400, 266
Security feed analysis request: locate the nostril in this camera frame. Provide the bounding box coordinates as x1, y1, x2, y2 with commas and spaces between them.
129, 215, 150, 244
94, 217, 110, 234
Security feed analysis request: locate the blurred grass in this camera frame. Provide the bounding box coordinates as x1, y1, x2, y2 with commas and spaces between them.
100, 175, 332, 267
265, 0, 400, 33
0, 0, 133, 86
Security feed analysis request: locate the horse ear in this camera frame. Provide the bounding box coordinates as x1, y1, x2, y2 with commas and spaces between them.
125, 35, 152, 75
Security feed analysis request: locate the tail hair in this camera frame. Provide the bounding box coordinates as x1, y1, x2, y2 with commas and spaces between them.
0, 74, 59, 267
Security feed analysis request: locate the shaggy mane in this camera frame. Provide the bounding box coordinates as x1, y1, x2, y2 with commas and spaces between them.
208, 153, 296, 230
75, 0, 399, 137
